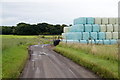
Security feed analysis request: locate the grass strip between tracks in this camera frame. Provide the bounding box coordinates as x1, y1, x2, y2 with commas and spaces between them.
54, 43, 118, 79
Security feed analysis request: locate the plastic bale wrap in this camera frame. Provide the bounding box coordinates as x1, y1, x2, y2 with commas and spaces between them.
69, 32, 77, 40
73, 17, 86, 25
96, 40, 104, 44
74, 32, 82, 40
65, 32, 82, 40
69, 26, 75, 32
90, 32, 98, 40
95, 17, 101, 24
80, 40, 88, 44
110, 40, 118, 44
85, 24, 92, 32
87, 17, 94, 24
115, 18, 118, 24
92, 24, 100, 32
70, 24, 84, 32
88, 40, 95, 44
98, 32, 105, 40
103, 40, 111, 45
64, 27, 71, 33
106, 32, 112, 39
112, 32, 118, 39
65, 40, 79, 43
71, 40, 80, 43
100, 25, 107, 32
83, 32, 90, 40
65, 32, 72, 40
113, 24, 118, 32
102, 18, 108, 24
106, 24, 113, 32
109, 18, 116, 24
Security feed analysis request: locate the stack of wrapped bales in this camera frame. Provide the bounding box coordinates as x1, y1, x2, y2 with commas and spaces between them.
62, 17, 118, 45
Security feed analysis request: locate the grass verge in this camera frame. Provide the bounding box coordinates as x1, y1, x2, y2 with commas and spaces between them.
2, 45, 28, 78
54, 43, 118, 79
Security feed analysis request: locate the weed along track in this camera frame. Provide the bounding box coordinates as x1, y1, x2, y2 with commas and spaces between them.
20, 44, 100, 78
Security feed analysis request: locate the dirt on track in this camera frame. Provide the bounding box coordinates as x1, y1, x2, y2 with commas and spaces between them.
20, 44, 101, 79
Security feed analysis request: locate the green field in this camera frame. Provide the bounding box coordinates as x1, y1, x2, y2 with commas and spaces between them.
1, 35, 53, 78
54, 42, 118, 79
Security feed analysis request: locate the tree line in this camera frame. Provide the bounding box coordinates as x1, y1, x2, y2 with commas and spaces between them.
1, 22, 67, 35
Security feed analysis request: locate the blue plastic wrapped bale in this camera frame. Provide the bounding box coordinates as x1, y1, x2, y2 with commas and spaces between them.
92, 24, 100, 32
65, 32, 73, 40
74, 17, 86, 25
85, 24, 92, 32
70, 24, 84, 32
98, 32, 105, 40
68, 32, 76, 40
62, 40, 79, 43
66, 32, 82, 40
103, 40, 110, 45
90, 32, 98, 40
70, 40, 79, 43
110, 40, 117, 44
80, 40, 88, 44
88, 40, 95, 44
87, 17, 95, 24
62, 39, 71, 42
83, 32, 90, 40
74, 32, 82, 40
96, 40, 104, 44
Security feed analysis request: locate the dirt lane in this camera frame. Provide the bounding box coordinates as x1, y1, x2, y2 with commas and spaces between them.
20, 44, 101, 79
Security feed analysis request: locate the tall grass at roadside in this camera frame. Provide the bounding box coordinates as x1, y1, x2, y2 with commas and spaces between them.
2, 46, 28, 78
59, 42, 118, 61
54, 42, 118, 79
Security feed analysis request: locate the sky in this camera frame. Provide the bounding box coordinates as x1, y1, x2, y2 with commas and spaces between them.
0, 0, 119, 26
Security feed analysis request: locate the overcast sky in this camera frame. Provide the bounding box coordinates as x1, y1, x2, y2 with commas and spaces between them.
1, 0, 119, 26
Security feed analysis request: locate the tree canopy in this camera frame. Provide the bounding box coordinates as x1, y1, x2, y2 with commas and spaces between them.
1, 22, 68, 35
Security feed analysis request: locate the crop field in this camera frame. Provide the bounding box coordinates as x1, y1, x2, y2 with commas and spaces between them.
1, 35, 53, 78
54, 42, 118, 79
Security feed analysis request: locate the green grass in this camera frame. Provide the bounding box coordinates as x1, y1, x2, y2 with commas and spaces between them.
1, 35, 37, 38
2, 46, 28, 78
59, 43, 118, 61
54, 42, 118, 79
1, 35, 53, 78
